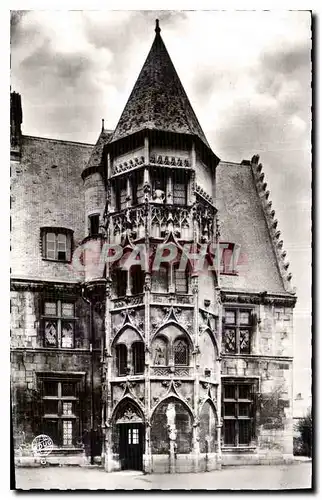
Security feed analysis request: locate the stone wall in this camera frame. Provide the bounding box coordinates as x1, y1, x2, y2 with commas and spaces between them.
11, 287, 104, 460
11, 136, 92, 282
11, 350, 103, 454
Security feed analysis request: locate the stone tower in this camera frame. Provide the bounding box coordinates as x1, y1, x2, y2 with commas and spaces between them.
83, 19, 223, 473
11, 17, 296, 473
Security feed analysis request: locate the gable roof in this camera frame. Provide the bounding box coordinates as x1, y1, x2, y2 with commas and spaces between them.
216, 157, 295, 296
110, 21, 211, 150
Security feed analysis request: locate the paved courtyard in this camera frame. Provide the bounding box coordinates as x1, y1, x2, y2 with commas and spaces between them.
14, 462, 312, 490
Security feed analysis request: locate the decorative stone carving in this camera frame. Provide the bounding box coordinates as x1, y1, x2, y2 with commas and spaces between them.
116, 408, 143, 424
151, 366, 172, 376
195, 184, 214, 205
153, 338, 167, 365
152, 183, 165, 204
174, 367, 191, 377
111, 307, 144, 339
112, 156, 144, 175
110, 206, 145, 239
112, 295, 144, 309
149, 155, 190, 168
193, 200, 216, 243
150, 204, 192, 239
190, 276, 198, 294
151, 305, 193, 336
221, 291, 296, 307
143, 181, 151, 202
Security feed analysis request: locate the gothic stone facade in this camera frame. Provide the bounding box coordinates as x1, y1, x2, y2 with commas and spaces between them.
11, 22, 296, 473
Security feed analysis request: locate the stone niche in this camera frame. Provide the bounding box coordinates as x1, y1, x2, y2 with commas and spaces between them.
150, 397, 193, 455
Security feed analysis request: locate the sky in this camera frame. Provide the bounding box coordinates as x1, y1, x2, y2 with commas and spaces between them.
10, 10, 312, 407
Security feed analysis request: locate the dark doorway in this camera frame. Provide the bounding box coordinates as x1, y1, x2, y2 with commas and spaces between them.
119, 424, 144, 470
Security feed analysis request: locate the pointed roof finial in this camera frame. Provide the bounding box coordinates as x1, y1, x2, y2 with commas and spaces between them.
155, 19, 161, 34
101, 118, 105, 131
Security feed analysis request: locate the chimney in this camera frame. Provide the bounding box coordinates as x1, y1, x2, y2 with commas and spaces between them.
10, 91, 23, 160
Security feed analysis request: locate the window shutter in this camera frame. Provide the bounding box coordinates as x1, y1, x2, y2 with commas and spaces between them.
41, 230, 46, 258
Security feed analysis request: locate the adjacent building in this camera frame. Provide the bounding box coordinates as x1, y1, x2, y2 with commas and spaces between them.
11, 20, 297, 473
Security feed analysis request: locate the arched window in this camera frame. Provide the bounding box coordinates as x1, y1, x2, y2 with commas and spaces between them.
116, 344, 127, 376
152, 336, 168, 365
132, 342, 145, 374
174, 338, 189, 366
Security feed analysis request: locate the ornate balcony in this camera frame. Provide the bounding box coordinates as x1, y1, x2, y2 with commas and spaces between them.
107, 198, 217, 244
111, 294, 145, 309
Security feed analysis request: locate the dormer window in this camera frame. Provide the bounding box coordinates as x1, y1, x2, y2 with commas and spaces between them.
41, 228, 73, 262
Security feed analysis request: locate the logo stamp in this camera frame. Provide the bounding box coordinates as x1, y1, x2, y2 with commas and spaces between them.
31, 434, 54, 457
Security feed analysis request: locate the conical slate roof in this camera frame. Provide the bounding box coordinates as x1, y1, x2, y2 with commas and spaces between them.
87, 126, 113, 169
110, 21, 210, 149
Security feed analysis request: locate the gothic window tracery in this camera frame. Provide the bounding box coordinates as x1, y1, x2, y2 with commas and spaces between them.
174, 338, 189, 366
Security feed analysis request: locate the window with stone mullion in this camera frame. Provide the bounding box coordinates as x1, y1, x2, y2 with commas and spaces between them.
222, 382, 254, 447
43, 300, 75, 348
223, 308, 252, 354
41, 379, 79, 447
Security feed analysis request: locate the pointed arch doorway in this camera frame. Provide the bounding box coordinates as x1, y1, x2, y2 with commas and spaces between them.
114, 401, 145, 471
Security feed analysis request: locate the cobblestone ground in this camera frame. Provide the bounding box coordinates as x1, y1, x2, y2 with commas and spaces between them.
14, 462, 312, 490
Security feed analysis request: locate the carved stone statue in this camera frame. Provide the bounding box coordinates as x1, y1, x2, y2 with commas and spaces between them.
154, 343, 166, 365
166, 402, 176, 429
152, 181, 165, 204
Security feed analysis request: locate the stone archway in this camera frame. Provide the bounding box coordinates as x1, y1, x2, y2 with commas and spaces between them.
111, 399, 145, 471
150, 396, 193, 473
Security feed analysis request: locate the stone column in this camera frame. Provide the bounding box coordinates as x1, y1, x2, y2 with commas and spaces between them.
189, 142, 196, 206
104, 280, 114, 472
143, 242, 152, 472
143, 423, 152, 473
168, 264, 175, 293
192, 421, 200, 472
144, 135, 149, 165
166, 170, 173, 204
104, 423, 114, 472
126, 177, 132, 208
126, 269, 132, 297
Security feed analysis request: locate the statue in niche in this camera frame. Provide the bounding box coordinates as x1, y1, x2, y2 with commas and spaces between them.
166, 402, 177, 441
154, 341, 167, 365
152, 181, 165, 204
